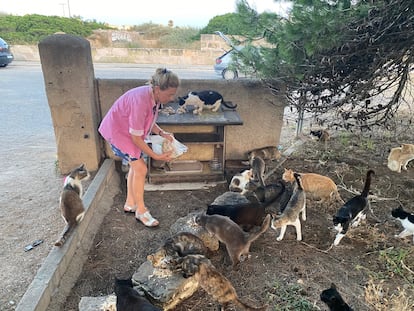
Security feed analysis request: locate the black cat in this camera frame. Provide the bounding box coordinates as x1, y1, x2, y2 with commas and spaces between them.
114, 277, 161, 311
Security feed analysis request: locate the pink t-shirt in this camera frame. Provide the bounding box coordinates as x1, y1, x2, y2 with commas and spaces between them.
98, 85, 158, 158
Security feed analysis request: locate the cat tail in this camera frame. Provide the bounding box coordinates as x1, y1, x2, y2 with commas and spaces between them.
247, 214, 271, 244
234, 299, 268, 311
387, 160, 400, 172
54, 223, 74, 247
361, 170, 375, 198
222, 101, 238, 109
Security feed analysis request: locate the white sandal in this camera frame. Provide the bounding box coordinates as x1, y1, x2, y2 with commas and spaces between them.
123, 204, 136, 213
136, 211, 159, 227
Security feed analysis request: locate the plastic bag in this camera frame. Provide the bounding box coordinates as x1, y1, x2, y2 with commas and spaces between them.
149, 135, 188, 159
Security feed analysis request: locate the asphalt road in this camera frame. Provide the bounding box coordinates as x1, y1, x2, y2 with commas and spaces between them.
0, 60, 218, 207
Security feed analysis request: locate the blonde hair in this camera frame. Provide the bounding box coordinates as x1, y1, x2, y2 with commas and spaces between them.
149, 68, 180, 90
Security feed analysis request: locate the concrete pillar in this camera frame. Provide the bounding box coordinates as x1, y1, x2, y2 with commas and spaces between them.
38, 34, 101, 174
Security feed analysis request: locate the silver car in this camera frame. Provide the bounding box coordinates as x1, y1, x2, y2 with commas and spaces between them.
0, 37, 14, 67
214, 48, 242, 80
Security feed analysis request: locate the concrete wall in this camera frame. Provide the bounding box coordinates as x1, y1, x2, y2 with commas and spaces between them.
13, 33, 235, 65
98, 79, 286, 161
39, 34, 286, 174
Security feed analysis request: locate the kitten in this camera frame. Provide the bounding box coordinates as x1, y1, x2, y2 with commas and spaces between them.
333, 170, 375, 246
55, 164, 90, 247
229, 169, 253, 194
320, 283, 353, 311
310, 129, 330, 142
391, 206, 414, 243
177, 90, 237, 115
147, 232, 207, 269
271, 173, 306, 241
177, 255, 268, 311
114, 277, 161, 311
251, 156, 266, 187
282, 168, 343, 205
195, 213, 271, 268
246, 146, 282, 163
387, 143, 414, 173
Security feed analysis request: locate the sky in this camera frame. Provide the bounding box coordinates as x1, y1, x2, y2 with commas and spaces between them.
1, 0, 291, 28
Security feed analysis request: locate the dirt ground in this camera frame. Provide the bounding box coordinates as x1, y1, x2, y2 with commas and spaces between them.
2, 113, 414, 311
62, 121, 414, 311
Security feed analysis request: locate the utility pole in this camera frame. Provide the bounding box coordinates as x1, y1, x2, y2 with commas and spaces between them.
59, 3, 65, 17
67, 0, 71, 18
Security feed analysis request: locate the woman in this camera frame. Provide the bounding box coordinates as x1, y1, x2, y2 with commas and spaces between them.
99, 68, 179, 227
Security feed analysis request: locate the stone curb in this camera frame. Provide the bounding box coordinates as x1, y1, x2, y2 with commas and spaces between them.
16, 159, 120, 311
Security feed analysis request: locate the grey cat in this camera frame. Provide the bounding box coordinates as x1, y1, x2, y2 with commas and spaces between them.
55, 164, 90, 247
251, 156, 266, 187
271, 173, 306, 241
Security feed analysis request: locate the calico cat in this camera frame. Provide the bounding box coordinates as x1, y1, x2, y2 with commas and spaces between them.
114, 277, 161, 311
332, 170, 375, 246
387, 143, 414, 173
271, 173, 306, 241
177, 90, 237, 115
320, 283, 353, 311
177, 254, 268, 311
229, 169, 253, 194
147, 232, 207, 269
195, 213, 271, 268
391, 206, 414, 243
55, 164, 90, 247
282, 168, 343, 205
251, 156, 266, 187
310, 129, 330, 142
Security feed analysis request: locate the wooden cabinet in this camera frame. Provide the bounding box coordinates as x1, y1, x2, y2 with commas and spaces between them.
147, 104, 242, 184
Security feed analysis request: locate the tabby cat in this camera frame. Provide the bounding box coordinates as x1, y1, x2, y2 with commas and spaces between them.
271, 173, 306, 241
55, 164, 90, 247
195, 213, 271, 268
282, 168, 343, 205
387, 143, 414, 173
178, 254, 268, 311
147, 232, 207, 269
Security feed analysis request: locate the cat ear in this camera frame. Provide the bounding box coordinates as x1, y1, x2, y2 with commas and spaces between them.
330, 283, 337, 289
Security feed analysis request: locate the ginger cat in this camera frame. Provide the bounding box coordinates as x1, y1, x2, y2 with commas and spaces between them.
282, 168, 343, 205
387, 143, 414, 173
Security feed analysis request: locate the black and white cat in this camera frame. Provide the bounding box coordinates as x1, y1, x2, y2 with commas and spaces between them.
177, 90, 237, 115
392, 206, 414, 243
332, 170, 375, 246
54, 164, 90, 247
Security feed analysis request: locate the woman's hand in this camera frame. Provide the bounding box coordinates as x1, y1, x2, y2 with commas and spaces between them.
155, 150, 173, 162
160, 131, 174, 142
